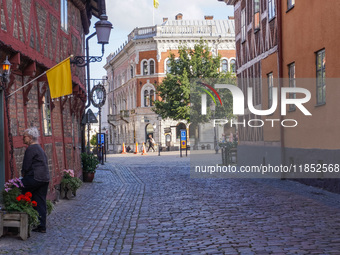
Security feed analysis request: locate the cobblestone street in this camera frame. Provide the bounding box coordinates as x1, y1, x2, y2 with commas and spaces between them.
2, 152, 340, 254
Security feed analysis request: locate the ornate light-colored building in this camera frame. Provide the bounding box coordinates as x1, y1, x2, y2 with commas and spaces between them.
104, 14, 235, 153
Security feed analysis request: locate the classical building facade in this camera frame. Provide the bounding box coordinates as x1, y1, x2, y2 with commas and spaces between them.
104, 14, 236, 153
222, 0, 340, 191
0, 0, 106, 199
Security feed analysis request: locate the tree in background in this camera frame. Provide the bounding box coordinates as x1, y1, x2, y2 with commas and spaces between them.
90, 134, 97, 146
153, 40, 236, 147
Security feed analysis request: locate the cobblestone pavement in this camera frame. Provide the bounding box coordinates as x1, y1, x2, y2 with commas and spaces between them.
1, 151, 340, 254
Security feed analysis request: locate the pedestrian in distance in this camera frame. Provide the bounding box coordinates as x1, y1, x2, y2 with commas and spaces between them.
21, 127, 50, 233
147, 134, 156, 152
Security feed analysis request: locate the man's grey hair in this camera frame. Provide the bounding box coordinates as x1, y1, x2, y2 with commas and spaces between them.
24, 127, 40, 141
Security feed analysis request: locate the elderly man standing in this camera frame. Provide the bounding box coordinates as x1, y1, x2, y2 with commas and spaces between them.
21, 127, 50, 233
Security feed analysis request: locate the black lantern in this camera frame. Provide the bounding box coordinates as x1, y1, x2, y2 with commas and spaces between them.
1, 56, 12, 82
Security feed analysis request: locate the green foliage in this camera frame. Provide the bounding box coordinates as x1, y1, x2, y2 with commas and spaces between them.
153, 39, 235, 124
61, 172, 82, 194
81, 153, 99, 173
90, 134, 97, 146
46, 200, 54, 216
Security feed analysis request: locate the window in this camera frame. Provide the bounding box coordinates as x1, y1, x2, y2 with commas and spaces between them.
230, 59, 236, 73
287, 0, 295, 10
288, 63, 296, 111
316, 49, 326, 105
166, 59, 171, 73
150, 89, 154, 106
60, 0, 68, 32
149, 60, 155, 75
221, 59, 228, 73
143, 61, 148, 75
42, 89, 52, 136
268, 0, 276, 20
241, 9, 246, 42
268, 73, 273, 108
144, 90, 149, 107
130, 65, 134, 78
254, 0, 260, 30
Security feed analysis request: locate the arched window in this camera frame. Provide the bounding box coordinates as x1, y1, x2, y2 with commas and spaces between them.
141, 83, 156, 108
230, 59, 236, 73
143, 61, 148, 75
166, 59, 171, 73
150, 89, 154, 106
221, 59, 228, 73
144, 90, 149, 107
149, 60, 155, 75
176, 122, 186, 139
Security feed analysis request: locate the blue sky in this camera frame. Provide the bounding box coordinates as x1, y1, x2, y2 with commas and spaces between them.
88, 0, 234, 86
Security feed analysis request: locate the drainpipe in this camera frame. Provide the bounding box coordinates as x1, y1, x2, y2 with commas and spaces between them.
277, 0, 285, 166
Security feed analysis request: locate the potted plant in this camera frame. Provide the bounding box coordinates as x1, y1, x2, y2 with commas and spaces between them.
1, 178, 40, 240
81, 153, 99, 182
60, 169, 82, 199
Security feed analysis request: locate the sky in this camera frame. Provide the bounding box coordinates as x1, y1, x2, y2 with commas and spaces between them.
87, 0, 234, 85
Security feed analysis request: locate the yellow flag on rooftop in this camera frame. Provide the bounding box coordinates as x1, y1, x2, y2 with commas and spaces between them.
154, 0, 159, 9
46, 57, 72, 99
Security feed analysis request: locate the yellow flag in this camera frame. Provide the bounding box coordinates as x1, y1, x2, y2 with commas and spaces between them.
154, 0, 159, 8
46, 57, 72, 99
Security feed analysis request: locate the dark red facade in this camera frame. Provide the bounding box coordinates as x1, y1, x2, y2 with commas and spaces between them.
0, 0, 101, 199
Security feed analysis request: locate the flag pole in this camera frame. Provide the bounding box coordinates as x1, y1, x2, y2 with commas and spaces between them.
6, 71, 46, 98
153, 2, 155, 26
6, 56, 72, 98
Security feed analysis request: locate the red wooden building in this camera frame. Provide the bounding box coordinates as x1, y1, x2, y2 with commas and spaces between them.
0, 0, 104, 199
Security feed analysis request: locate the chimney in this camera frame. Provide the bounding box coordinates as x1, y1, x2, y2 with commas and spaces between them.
204, 15, 214, 20
228, 16, 234, 20
163, 17, 168, 23
175, 13, 183, 20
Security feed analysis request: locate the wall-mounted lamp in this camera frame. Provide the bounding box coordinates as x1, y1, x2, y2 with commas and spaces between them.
0, 56, 12, 83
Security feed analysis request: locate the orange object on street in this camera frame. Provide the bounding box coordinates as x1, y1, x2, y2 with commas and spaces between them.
121, 143, 127, 154
141, 142, 147, 155
134, 142, 139, 154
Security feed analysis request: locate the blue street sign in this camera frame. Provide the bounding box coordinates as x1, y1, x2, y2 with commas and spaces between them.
100, 134, 104, 144
180, 129, 186, 141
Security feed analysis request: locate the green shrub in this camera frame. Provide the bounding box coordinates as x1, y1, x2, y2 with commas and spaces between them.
81, 153, 99, 173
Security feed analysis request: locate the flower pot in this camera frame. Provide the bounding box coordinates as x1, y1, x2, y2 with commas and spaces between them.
83, 172, 95, 182
0, 211, 30, 240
